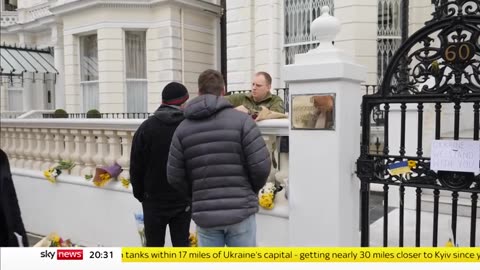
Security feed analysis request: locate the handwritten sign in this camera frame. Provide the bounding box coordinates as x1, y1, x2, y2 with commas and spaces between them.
430, 140, 480, 174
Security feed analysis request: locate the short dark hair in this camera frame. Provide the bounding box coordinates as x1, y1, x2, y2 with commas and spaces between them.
198, 69, 225, 96
255, 71, 272, 86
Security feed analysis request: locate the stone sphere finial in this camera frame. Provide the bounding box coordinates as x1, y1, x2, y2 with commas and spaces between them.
310, 6, 340, 50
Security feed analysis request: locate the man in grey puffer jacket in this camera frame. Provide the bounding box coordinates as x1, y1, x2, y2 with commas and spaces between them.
167, 69, 271, 247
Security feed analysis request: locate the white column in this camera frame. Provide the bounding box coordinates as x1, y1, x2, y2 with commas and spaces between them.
254, 0, 282, 87
283, 7, 366, 246
104, 130, 120, 167
8, 128, 18, 166
93, 130, 108, 167
53, 24, 66, 109
0, 82, 7, 112
70, 129, 85, 175
146, 15, 183, 112
226, 0, 255, 91
16, 128, 26, 168
60, 130, 75, 173
24, 128, 36, 169
18, 32, 34, 47
409, 0, 434, 34
81, 130, 96, 178
98, 28, 125, 113
32, 128, 44, 170
51, 129, 64, 164
41, 128, 54, 169
117, 131, 132, 180
1, 128, 9, 153
64, 34, 81, 113
335, 0, 378, 85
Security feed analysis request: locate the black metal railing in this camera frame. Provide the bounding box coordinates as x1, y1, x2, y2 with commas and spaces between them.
363, 84, 385, 126
42, 112, 152, 119
357, 0, 480, 247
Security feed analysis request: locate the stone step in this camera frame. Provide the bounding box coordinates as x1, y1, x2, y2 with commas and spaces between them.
421, 195, 479, 217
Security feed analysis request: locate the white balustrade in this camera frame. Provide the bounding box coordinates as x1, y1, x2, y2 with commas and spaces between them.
93, 130, 108, 168
51, 129, 64, 165
0, 12, 18, 27
24, 128, 36, 169
0, 128, 7, 150
0, 119, 289, 188
10, 128, 19, 165
41, 129, 54, 169
23, 2, 52, 23
16, 128, 26, 168
104, 131, 121, 169
32, 129, 44, 170
60, 129, 74, 163
81, 130, 96, 179
70, 129, 85, 175
117, 131, 132, 181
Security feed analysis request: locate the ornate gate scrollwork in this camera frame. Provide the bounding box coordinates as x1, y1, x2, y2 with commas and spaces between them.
356, 0, 480, 247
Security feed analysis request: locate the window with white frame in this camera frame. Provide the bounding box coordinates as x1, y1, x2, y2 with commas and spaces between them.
284, 0, 334, 65
377, 0, 402, 84
7, 85, 23, 111
4, 0, 18, 11
80, 34, 99, 112
125, 31, 147, 113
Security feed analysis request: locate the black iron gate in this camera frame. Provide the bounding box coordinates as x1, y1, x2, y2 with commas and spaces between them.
357, 0, 480, 247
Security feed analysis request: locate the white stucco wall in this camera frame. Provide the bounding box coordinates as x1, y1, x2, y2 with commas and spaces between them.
63, 33, 80, 112
226, 0, 436, 88
17, 0, 48, 9
0, 32, 19, 45
226, 0, 255, 91
58, 4, 219, 113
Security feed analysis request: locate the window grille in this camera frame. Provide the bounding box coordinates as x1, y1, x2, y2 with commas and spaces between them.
284, 0, 334, 65
377, 0, 402, 84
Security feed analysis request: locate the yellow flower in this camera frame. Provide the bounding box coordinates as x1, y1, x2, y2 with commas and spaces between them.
93, 173, 111, 187
408, 160, 417, 169
445, 238, 454, 247
189, 232, 198, 247
259, 193, 274, 209
51, 235, 60, 243
120, 177, 130, 189
43, 168, 56, 183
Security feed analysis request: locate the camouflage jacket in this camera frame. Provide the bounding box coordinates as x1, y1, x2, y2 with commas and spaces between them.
225, 92, 285, 113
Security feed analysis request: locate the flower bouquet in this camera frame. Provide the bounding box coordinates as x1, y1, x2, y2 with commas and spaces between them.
43, 168, 61, 183
43, 160, 75, 183
189, 232, 198, 247
258, 182, 283, 210
92, 163, 123, 187
33, 233, 76, 247
120, 177, 130, 189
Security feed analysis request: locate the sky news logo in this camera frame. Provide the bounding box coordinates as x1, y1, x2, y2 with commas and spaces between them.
40, 249, 83, 260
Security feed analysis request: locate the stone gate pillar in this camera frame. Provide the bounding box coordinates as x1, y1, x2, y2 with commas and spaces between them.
284, 7, 366, 246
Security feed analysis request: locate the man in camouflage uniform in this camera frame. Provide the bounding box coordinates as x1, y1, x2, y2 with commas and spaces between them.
225, 72, 285, 115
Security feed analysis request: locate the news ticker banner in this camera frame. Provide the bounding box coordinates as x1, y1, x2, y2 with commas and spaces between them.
122, 247, 479, 263
1, 247, 479, 270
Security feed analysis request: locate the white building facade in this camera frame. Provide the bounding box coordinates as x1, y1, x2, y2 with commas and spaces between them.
1, 0, 222, 113
1, 0, 437, 113
225, 0, 434, 90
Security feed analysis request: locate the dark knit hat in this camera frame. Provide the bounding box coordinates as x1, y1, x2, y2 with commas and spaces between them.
162, 82, 189, 105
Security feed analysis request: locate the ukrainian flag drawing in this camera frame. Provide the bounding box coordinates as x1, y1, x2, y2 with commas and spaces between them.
388, 161, 411, 176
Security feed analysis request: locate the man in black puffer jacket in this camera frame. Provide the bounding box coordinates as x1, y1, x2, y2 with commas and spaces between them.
167, 69, 271, 247
130, 82, 191, 247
